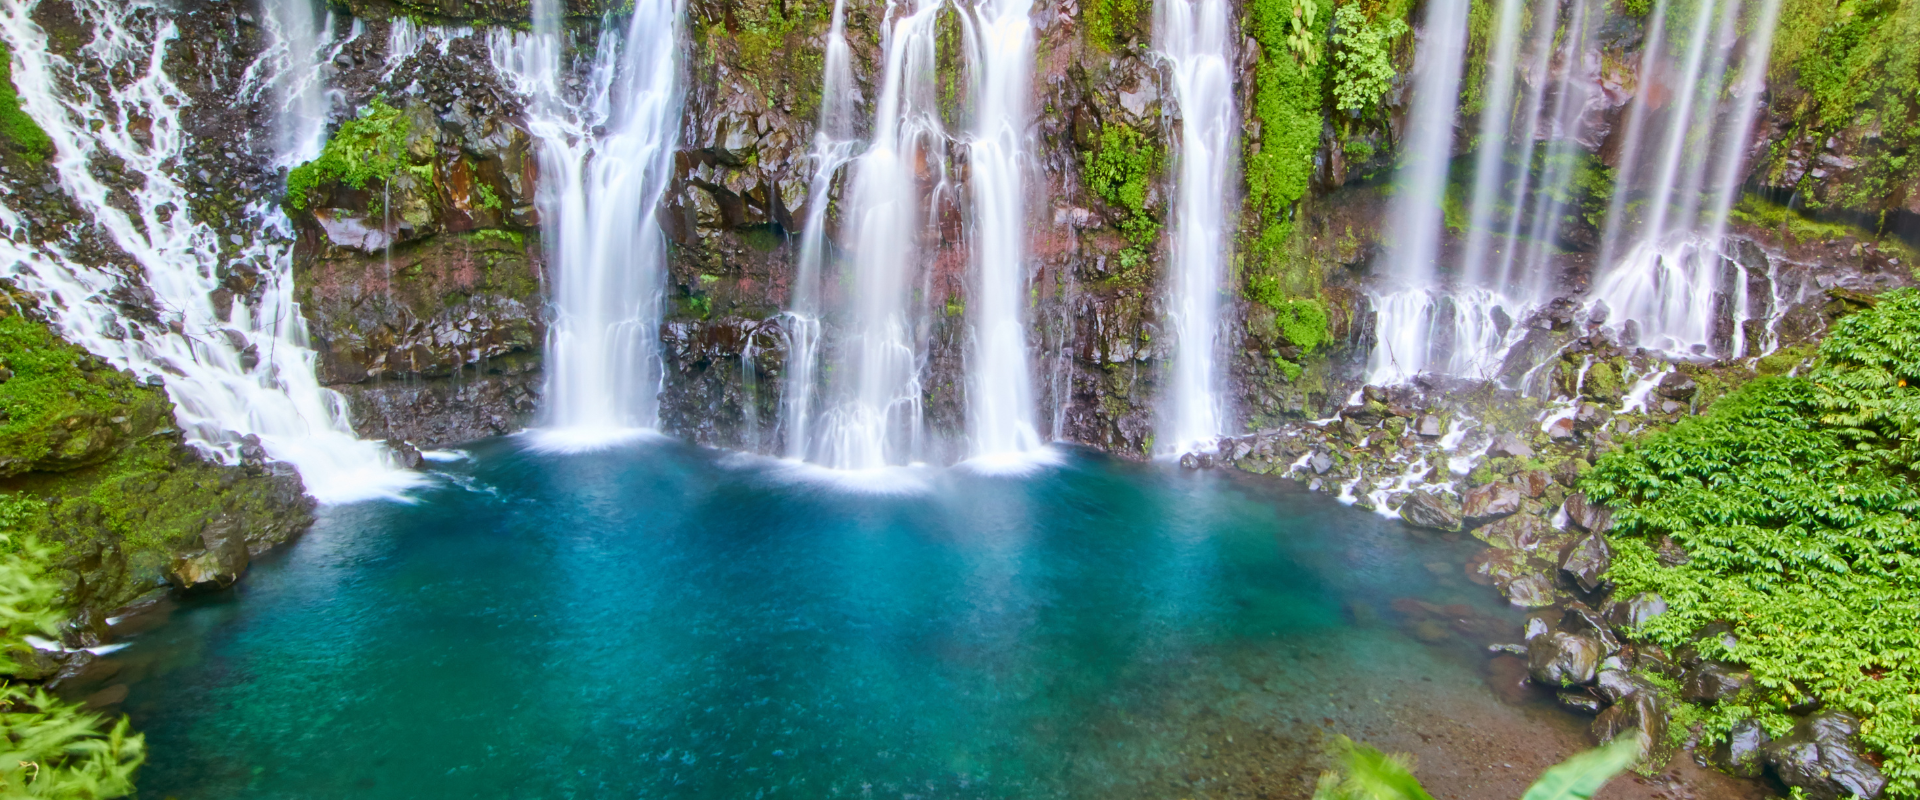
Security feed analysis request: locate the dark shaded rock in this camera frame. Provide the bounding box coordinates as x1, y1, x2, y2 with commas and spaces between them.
1593, 667, 1643, 704
5, 647, 63, 681
1594, 687, 1667, 747
1562, 493, 1614, 534
1398, 491, 1462, 531
1681, 661, 1753, 704
1558, 691, 1606, 714
1657, 371, 1698, 400
1529, 631, 1602, 687
1765, 712, 1886, 800
1604, 592, 1668, 632
1554, 458, 1588, 487
1713, 717, 1769, 778
1573, 402, 1608, 433
166, 525, 250, 592
1463, 482, 1522, 527
1558, 602, 1621, 654
1488, 432, 1535, 459
1656, 535, 1691, 566
1560, 533, 1612, 593
390, 440, 425, 470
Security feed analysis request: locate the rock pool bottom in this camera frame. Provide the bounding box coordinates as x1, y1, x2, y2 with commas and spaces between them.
108, 438, 1757, 799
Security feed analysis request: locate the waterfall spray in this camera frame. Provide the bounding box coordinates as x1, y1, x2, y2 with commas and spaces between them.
814, 0, 947, 471
0, 0, 422, 503
960, 0, 1046, 466
490, 0, 684, 450
1154, 0, 1234, 455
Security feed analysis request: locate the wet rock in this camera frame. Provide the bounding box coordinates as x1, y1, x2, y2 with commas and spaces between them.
1505, 572, 1556, 607
1475, 512, 1555, 551
1517, 470, 1551, 498
1558, 603, 1621, 654
1713, 717, 1769, 778
1554, 458, 1588, 487
1573, 402, 1608, 433
1310, 451, 1333, 474
1529, 631, 1602, 687
1562, 493, 1613, 533
1656, 371, 1698, 400
1593, 666, 1643, 704
1560, 534, 1612, 593
1656, 535, 1691, 566
1416, 413, 1443, 437
1488, 432, 1535, 459
1398, 491, 1462, 531
1593, 687, 1667, 747
390, 440, 425, 470
1463, 482, 1522, 527
6, 647, 63, 682
1558, 691, 1606, 714
1681, 661, 1753, 704
1546, 417, 1577, 440
166, 526, 250, 592
1765, 712, 1886, 800
1604, 592, 1668, 632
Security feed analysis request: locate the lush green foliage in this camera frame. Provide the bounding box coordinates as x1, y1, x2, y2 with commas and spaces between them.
0, 314, 167, 477
1766, 0, 1920, 212
0, 43, 50, 162
1329, 5, 1408, 113
1584, 289, 1920, 798
1083, 0, 1147, 50
285, 100, 413, 210
1312, 736, 1639, 800
1081, 123, 1163, 273
1242, 0, 1332, 348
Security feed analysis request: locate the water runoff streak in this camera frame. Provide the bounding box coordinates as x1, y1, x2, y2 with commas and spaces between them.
0, 0, 421, 503
781, 0, 859, 461
959, 0, 1047, 467
1591, 0, 1781, 357
1154, 0, 1233, 455
490, 0, 683, 451
813, 0, 947, 471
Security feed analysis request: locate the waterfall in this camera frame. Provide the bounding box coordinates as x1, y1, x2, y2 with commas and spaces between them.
490, 0, 684, 450
1591, 0, 1781, 357
0, 0, 422, 503
781, 0, 859, 461
813, 0, 946, 471
1153, 0, 1233, 455
1364, 0, 1470, 385
959, 0, 1045, 465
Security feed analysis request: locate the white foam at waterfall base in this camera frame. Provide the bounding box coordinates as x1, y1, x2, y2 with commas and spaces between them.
812, 0, 946, 470
1366, 287, 1528, 385
489, 0, 683, 451
1153, 0, 1233, 455
0, 0, 423, 504
960, 0, 1045, 462
1590, 236, 1728, 355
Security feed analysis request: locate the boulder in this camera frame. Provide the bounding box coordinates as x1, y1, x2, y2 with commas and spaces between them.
1416, 413, 1444, 437
1517, 470, 1551, 498
1560, 534, 1612, 593
1656, 371, 1698, 400
1488, 432, 1535, 459
1573, 402, 1608, 433
1593, 667, 1643, 704
1546, 417, 1577, 440
1475, 512, 1555, 552
1310, 451, 1334, 474
1463, 482, 1523, 527
1398, 491, 1462, 532
1765, 712, 1887, 800
1562, 493, 1613, 534
1712, 717, 1769, 778
1681, 661, 1753, 704
1529, 631, 1602, 687
1557, 691, 1606, 714
1558, 603, 1621, 654
1505, 572, 1556, 607
1593, 687, 1666, 748
1604, 593, 1668, 632
167, 527, 250, 592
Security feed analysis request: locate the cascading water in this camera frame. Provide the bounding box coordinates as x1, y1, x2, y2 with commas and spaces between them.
959, 0, 1045, 465
489, 0, 684, 450
0, 0, 421, 503
1590, 0, 1781, 357
781, 0, 859, 461
1153, 0, 1233, 455
813, 0, 946, 471
1364, 0, 1470, 385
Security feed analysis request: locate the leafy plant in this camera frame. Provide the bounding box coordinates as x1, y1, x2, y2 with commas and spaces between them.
1313, 736, 1641, 800
285, 100, 415, 210
1082, 123, 1163, 273
1330, 5, 1409, 114
1582, 288, 1920, 798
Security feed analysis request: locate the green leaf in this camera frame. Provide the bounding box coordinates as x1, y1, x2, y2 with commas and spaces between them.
1313, 736, 1435, 800
1519, 736, 1645, 800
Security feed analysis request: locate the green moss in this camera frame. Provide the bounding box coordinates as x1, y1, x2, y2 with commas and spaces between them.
1766, 0, 1920, 212
1728, 194, 1869, 242
0, 314, 167, 477
0, 42, 51, 162
1082, 123, 1164, 275
1084, 0, 1147, 50
285, 100, 414, 211
475, 182, 503, 212
1584, 289, 1920, 798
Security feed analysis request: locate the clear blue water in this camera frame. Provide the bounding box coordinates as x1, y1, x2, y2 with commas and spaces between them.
109, 438, 1530, 799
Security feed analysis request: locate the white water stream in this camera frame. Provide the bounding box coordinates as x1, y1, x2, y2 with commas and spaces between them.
1153, 0, 1233, 454
489, 0, 684, 450
0, 0, 422, 503
813, 0, 947, 470
960, 0, 1045, 465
